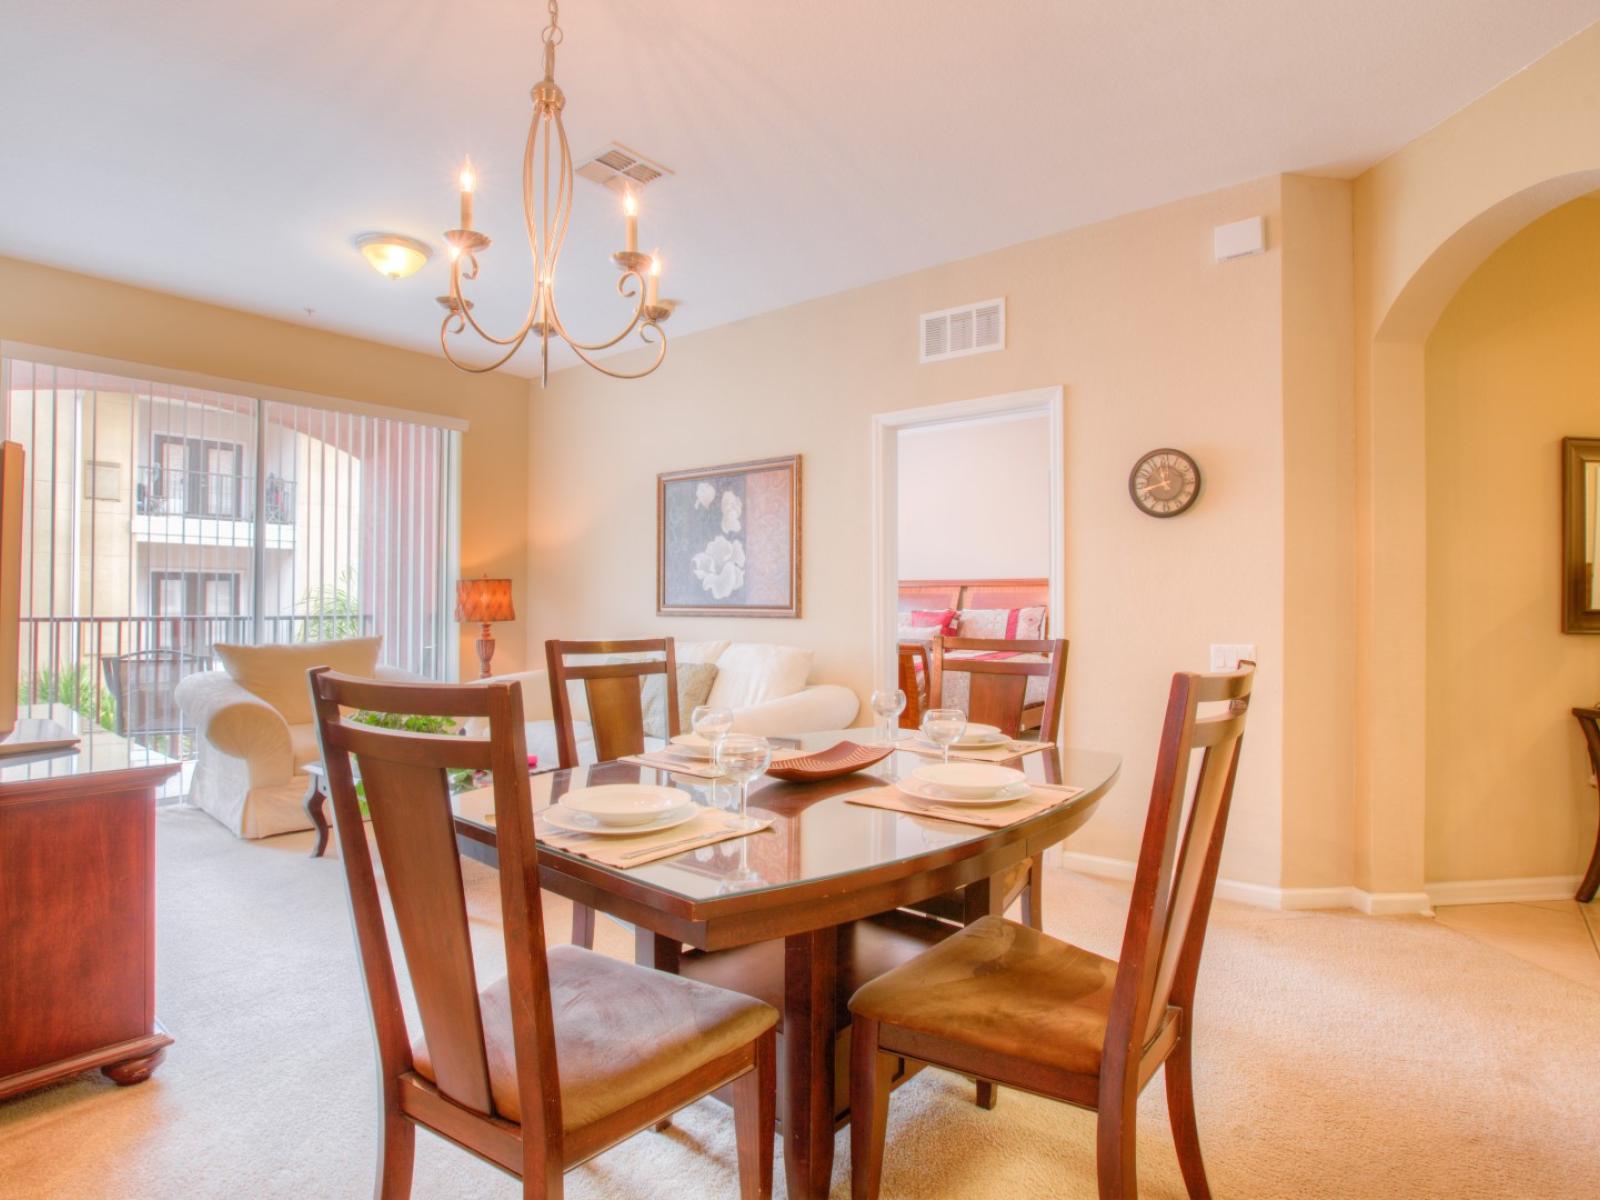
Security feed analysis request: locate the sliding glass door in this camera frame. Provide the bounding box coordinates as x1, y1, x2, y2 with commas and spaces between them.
0, 350, 460, 769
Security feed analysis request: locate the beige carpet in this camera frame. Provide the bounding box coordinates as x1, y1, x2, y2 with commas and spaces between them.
3, 806, 1598, 1199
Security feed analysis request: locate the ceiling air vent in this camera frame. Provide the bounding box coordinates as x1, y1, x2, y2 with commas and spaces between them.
574, 142, 674, 194
919, 298, 1005, 364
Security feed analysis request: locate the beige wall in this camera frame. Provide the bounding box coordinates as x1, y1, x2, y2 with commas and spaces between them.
896, 414, 1051, 581
530, 175, 1330, 888
0, 255, 530, 676
1352, 19, 1600, 898
1280, 175, 1357, 890
1424, 195, 1600, 883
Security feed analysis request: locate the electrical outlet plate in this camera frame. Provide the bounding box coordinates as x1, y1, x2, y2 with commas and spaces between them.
1209, 643, 1256, 672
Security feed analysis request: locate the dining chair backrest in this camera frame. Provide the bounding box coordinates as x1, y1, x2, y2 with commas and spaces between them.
545, 637, 681, 769
1106, 664, 1254, 1062
928, 636, 1068, 740
310, 669, 565, 1176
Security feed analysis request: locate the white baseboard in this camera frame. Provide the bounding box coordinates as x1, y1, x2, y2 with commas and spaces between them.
1425, 875, 1582, 907
1057, 852, 1435, 916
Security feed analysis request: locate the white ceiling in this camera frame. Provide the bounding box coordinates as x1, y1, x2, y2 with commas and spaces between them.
4, 1, 1598, 378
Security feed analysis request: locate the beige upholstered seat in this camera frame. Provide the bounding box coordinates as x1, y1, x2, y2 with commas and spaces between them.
412, 944, 777, 1130
851, 915, 1176, 1078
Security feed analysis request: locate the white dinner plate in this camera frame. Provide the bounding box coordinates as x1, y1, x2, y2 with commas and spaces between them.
952, 723, 1006, 747
668, 733, 717, 759
911, 762, 1027, 798
543, 798, 697, 837
896, 776, 1033, 808
559, 783, 687, 826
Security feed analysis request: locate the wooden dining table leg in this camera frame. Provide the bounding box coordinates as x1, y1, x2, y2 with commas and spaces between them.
782, 925, 839, 1200
967, 874, 1008, 1111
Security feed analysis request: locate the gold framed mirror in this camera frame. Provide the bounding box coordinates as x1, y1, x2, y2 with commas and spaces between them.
1563, 437, 1600, 633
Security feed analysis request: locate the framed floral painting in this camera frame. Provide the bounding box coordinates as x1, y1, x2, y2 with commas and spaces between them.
657, 455, 801, 617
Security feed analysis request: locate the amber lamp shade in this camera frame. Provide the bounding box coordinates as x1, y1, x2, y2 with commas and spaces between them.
455, 578, 514, 677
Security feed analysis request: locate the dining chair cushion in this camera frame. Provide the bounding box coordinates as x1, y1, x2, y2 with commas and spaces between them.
705, 642, 812, 711
849, 915, 1167, 1078
411, 944, 777, 1131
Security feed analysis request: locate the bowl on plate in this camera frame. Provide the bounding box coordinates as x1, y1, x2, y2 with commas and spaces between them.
910, 762, 1026, 799
951, 723, 1008, 748
668, 732, 717, 759
556, 783, 688, 827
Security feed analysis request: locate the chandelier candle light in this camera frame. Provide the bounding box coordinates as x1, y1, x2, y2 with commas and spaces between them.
439, 0, 673, 383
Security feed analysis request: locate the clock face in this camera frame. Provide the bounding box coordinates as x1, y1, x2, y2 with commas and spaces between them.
1129, 449, 1200, 518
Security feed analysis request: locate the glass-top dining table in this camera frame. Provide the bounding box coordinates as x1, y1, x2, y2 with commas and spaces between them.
450, 730, 1121, 1200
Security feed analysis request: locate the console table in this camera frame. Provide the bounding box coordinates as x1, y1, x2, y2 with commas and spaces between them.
0, 732, 182, 1101
1574, 707, 1600, 903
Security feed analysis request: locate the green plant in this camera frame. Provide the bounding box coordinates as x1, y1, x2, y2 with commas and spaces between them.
18, 662, 118, 732
351, 710, 457, 735
297, 567, 363, 642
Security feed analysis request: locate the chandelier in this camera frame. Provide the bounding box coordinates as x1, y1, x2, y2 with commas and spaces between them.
438, 0, 672, 383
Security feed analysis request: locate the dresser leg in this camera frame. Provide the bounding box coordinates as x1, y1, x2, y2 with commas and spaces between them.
102, 1046, 167, 1087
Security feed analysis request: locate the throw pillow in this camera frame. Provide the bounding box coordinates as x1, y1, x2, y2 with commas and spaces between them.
705, 643, 812, 711
642, 661, 719, 739
215, 636, 383, 725
954, 607, 1048, 640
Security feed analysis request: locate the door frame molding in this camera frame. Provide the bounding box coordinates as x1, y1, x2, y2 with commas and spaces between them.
868, 385, 1065, 693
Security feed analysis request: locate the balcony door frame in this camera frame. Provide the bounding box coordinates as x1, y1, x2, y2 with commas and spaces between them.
0, 340, 467, 680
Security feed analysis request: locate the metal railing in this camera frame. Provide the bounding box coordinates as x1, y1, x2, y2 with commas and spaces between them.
133, 467, 296, 524
18, 612, 377, 756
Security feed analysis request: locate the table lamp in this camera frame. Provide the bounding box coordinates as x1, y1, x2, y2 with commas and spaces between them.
455, 578, 515, 678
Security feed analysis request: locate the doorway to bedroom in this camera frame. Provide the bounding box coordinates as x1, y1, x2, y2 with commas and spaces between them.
869, 387, 1063, 737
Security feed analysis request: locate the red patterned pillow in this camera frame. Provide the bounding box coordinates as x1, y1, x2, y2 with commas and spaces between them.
956, 606, 1047, 640
897, 608, 956, 641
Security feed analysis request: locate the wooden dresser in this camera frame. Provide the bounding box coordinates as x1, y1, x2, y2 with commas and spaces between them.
0, 733, 182, 1101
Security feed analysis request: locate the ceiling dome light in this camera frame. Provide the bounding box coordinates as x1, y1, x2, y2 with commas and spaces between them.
356, 233, 431, 280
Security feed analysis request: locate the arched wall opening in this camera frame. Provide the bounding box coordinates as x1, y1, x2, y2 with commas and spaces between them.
1358, 167, 1600, 904
1421, 194, 1600, 890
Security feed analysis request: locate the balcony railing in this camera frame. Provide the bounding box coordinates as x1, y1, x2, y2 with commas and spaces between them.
18, 612, 377, 757
134, 467, 296, 524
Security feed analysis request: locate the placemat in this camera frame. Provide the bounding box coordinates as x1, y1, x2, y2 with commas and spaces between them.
898, 739, 1057, 763
620, 747, 807, 779
844, 781, 1083, 829
534, 806, 772, 868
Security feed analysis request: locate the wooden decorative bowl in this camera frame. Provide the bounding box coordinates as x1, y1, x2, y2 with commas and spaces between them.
766, 741, 894, 782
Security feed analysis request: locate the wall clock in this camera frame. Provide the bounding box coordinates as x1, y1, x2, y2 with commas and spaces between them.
1129, 448, 1201, 518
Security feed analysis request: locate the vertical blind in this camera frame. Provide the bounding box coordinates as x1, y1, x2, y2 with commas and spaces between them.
0, 350, 460, 755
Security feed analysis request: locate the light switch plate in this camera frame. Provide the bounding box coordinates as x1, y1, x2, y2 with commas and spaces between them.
1209, 643, 1257, 671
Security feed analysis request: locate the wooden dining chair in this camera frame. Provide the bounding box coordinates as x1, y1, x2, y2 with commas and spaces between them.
310, 668, 778, 1200
850, 663, 1254, 1200
546, 637, 681, 947
919, 636, 1068, 931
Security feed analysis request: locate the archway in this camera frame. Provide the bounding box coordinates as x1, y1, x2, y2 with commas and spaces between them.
1357, 168, 1600, 907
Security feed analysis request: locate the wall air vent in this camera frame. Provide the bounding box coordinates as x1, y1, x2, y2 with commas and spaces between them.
919, 298, 1005, 364
574, 143, 674, 194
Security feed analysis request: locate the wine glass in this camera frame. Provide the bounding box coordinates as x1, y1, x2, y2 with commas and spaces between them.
714, 733, 771, 831
869, 687, 907, 745
921, 707, 967, 765
691, 705, 735, 800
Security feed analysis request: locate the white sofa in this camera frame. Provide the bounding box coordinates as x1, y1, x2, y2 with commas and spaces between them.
476, 639, 859, 768
174, 637, 415, 839
176, 636, 858, 838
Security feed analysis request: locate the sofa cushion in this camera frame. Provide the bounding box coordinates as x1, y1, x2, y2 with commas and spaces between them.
705, 643, 812, 711
287, 723, 322, 769
215, 637, 383, 725
674, 639, 731, 666
642, 661, 718, 740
